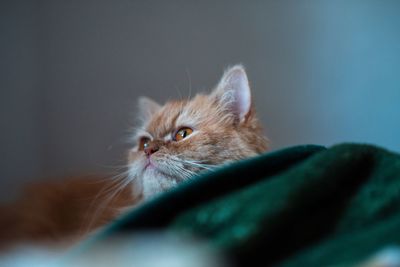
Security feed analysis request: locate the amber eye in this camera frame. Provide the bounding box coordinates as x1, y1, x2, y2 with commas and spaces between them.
138, 137, 150, 151
174, 127, 193, 141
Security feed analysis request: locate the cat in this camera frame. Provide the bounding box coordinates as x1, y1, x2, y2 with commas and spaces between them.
129, 64, 268, 200
0, 64, 269, 249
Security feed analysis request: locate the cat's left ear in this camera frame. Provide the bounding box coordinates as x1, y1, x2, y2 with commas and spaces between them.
137, 96, 161, 122
213, 64, 252, 122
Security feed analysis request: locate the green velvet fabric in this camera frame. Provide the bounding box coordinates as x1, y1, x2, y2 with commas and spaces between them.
78, 144, 400, 266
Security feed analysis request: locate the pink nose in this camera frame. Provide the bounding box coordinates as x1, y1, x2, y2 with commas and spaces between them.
144, 144, 159, 156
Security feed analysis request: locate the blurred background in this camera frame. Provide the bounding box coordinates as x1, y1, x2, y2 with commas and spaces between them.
1, 0, 399, 200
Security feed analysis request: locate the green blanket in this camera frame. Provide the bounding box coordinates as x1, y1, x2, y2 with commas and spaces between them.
73, 144, 400, 266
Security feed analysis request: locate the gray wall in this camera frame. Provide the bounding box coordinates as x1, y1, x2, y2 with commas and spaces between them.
1, 0, 399, 200
1, 1, 42, 199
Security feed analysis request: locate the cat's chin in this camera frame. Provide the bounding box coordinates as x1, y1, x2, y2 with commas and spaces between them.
141, 168, 178, 199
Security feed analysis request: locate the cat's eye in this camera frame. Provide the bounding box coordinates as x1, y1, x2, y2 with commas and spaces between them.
174, 127, 193, 141
138, 137, 150, 151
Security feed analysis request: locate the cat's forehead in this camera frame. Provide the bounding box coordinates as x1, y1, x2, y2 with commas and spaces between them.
147, 101, 184, 136
145, 95, 211, 137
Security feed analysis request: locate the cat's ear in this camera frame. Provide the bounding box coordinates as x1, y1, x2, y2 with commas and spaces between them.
213, 64, 252, 121
137, 96, 161, 122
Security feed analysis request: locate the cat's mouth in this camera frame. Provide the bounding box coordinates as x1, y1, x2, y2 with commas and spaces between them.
144, 160, 154, 170
144, 159, 162, 173
143, 159, 176, 179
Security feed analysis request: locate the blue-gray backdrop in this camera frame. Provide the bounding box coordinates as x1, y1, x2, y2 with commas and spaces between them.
1, 0, 399, 200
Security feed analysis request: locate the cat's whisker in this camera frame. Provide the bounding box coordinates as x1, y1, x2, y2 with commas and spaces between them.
184, 159, 217, 166
169, 155, 217, 172
175, 85, 183, 101
82, 172, 135, 235
93, 161, 132, 170
182, 160, 217, 169
175, 168, 198, 181
175, 164, 198, 177
95, 177, 128, 197
90, 168, 133, 185
185, 68, 192, 101
173, 154, 213, 163
85, 171, 129, 184
161, 156, 213, 181
164, 162, 192, 180
81, 170, 132, 227
158, 159, 196, 180
81, 178, 126, 223
97, 169, 137, 196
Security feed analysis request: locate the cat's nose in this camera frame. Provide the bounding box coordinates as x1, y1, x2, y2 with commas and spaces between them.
144, 143, 159, 156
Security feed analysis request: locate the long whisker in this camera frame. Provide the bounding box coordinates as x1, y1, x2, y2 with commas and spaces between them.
175, 85, 183, 101
85, 171, 130, 192
84, 169, 131, 184
181, 160, 216, 171
80, 170, 135, 235
172, 164, 198, 179
171, 154, 217, 171
163, 156, 217, 182
159, 158, 197, 180
186, 68, 192, 101
82, 179, 132, 235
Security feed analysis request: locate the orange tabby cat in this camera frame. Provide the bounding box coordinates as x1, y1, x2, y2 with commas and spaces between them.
0, 65, 269, 249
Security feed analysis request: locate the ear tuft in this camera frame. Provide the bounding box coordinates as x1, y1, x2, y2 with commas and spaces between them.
213, 64, 252, 121
137, 96, 161, 122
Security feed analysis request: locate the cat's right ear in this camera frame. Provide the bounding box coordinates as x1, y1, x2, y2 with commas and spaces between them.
137, 96, 161, 122
212, 65, 252, 122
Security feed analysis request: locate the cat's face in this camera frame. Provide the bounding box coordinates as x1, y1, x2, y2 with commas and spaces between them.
128, 65, 268, 199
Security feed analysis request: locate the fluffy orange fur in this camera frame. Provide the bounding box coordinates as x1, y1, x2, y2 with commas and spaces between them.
0, 65, 269, 250
0, 176, 135, 250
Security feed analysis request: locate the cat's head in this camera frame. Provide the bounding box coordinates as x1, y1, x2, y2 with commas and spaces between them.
128, 65, 268, 199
